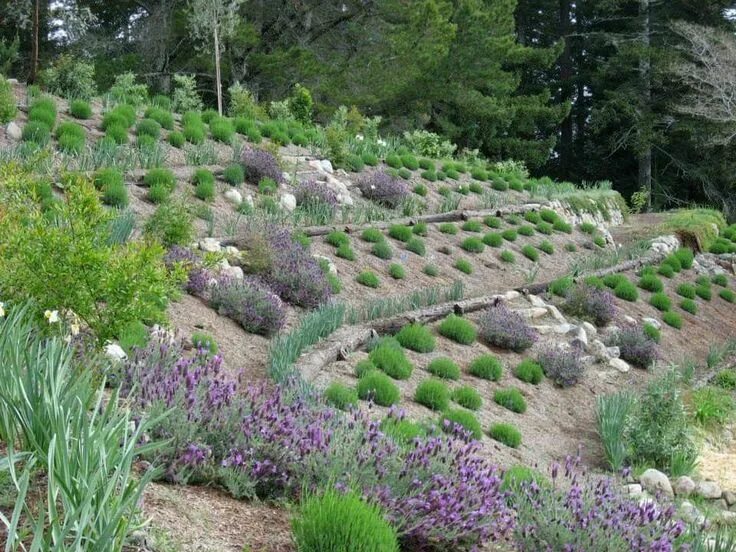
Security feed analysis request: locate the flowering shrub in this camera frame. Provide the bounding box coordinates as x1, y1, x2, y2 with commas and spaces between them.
513, 455, 686, 551
605, 325, 659, 368
478, 304, 537, 352
294, 180, 338, 211
357, 171, 410, 208
537, 345, 584, 387
241, 147, 284, 185
209, 276, 286, 336
562, 283, 616, 327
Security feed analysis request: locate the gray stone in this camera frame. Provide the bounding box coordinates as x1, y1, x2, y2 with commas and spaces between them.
609, 357, 630, 373
279, 193, 297, 212
624, 483, 643, 497
642, 317, 661, 330
581, 321, 597, 340
589, 339, 608, 360
527, 294, 547, 308
321, 159, 334, 173
223, 246, 240, 256
640, 468, 674, 497
199, 238, 221, 252
696, 480, 722, 500
673, 476, 696, 497
715, 499, 729, 510
221, 265, 244, 280
337, 193, 353, 206
533, 325, 555, 335
224, 188, 242, 206
104, 342, 127, 362
314, 255, 337, 275
574, 327, 588, 347
546, 305, 567, 323
606, 346, 621, 359
723, 490, 736, 506
679, 500, 704, 524
6, 121, 21, 141
719, 511, 736, 524
504, 290, 521, 301
623, 315, 637, 325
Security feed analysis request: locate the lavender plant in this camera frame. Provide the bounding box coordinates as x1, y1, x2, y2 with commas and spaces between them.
357, 170, 410, 208
562, 283, 617, 327
241, 147, 284, 184
294, 180, 338, 212
606, 325, 660, 368
478, 304, 537, 352
209, 275, 286, 335
537, 345, 584, 387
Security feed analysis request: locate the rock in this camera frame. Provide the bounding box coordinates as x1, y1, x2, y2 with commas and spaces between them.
221, 265, 244, 280
724, 490, 736, 506
673, 476, 696, 497
606, 346, 621, 359
321, 159, 334, 173
314, 255, 337, 275
642, 317, 661, 330
640, 469, 673, 497
574, 327, 588, 347
696, 480, 722, 499
223, 246, 240, 256
554, 323, 578, 334
650, 235, 680, 255
6, 122, 22, 141
521, 307, 548, 319
581, 321, 597, 339
589, 339, 608, 361
199, 238, 221, 252
715, 499, 729, 510
624, 483, 643, 497
679, 500, 704, 524
504, 290, 521, 301
719, 511, 736, 524
533, 325, 555, 335
527, 294, 546, 308
104, 342, 127, 362
336, 193, 353, 206
546, 305, 567, 323
224, 188, 242, 206
609, 357, 630, 373
244, 194, 254, 208
623, 315, 637, 325
279, 193, 296, 212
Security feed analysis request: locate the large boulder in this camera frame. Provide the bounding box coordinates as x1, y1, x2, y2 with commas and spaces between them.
6, 121, 21, 142
640, 468, 674, 497
673, 476, 695, 497
224, 188, 243, 206
279, 193, 296, 212
696, 480, 722, 500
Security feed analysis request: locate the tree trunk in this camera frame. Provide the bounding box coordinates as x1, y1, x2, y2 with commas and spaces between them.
214, 22, 222, 115
638, 0, 652, 211
558, 0, 573, 175
30, 0, 40, 83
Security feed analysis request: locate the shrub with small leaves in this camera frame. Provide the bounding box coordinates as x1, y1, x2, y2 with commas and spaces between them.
484, 216, 502, 228
355, 359, 377, 378
209, 116, 235, 143
461, 237, 485, 253
614, 280, 639, 302
454, 259, 473, 274
713, 369, 736, 390
537, 241, 554, 255
209, 276, 286, 336
144, 201, 193, 246
695, 285, 712, 301
136, 118, 161, 140
489, 423, 521, 448
168, 131, 185, 148
676, 283, 696, 299
148, 183, 170, 204
414, 182, 429, 195
593, 236, 606, 248
649, 292, 671, 311
606, 325, 659, 368
518, 225, 535, 237
144, 168, 176, 190
553, 219, 572, 234
361, 228, 384, 243
680, 298, 697, 315
415, 379, 450, 411
657, 264, 674, 278
499, 250, 515, 263
371, 241, 393, 260
326, 231, 350, 248
423, 264, 438, 277
398, 168, 411, 180
467, 355, 502, 381
643, 322, 661, 343
478, 304, 537, 352
412, 222, 428, 236
388, 263, 405, 279
441, 409, 482, 440
579, 222, 596, 234
515, 360, 544, 385
357, 271, 380, 288
427, 357, 461, 380
638, 274, 664, 292
242, 147, 283, 185
537, 345, 584, 389
439, 223, 458, 235
501, 229, 517, 242
336, 243, 356, 261
712, 274, 729, 287
438, 314, 477, 345
22, 121, 51, 145
101, 181, 128, 208
521, 245, 539, 262
559, 283, 617, 327
483, 232, 503, 247
396, 324, 435, 353
258, 178, 278, 195
549, 276, 573, 297
194, 175, 215, 202
357, 171, 409, 208
356, 371, 400, 406
462, 220, 483, 233
720, 289, 736, 302
674, 247, 694, 269
662, 311, 682, 329
222, 164, 245, 186
69, 99, 92, 119
389, 224, 413, 242
405, 237, 426, 256
324, 382, 359, 411
494, 388, 527, 413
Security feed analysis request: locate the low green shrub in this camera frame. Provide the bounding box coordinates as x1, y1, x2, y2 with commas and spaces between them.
484, 216, 502, 228
136, 118, 161, 140
398, 168, 411, 180
361, 228, 384, 243
593, 236, 606, 248
396, 323, 435, 352
712, 274, 729, 287
553, 219, 573, 234
649, 292, 672, 311
676, 283, 696, 299
579, 222, 596, 234
489, 423, 521, 448
388, 263, 405, 279
105, 124, 128, 144
517, 224, 535, 237
441, 409, 482, 439
371, 241, 393, 260
521, 245, 539, 262
438, 314, 476, 345
423, 264, 439, 277
500, 250, 515, 263
643, 322, 661, 343
662, 254, 682, 273
662, 311, 682, 329
324, 382, 359, 410
210, 116, 235, 143
22, 121, 51, 145
638, 274, 664, 292
549, 276, 573, 297
223, 163, 245, 186
144, 168, 175, 190
147, 183, 170, 204
58, 132, 85, 154
461, 237, 485, 253
713, 369, 736, 390
389, 224, 413, 242
168, 130, 185, 148
356, 371, 401, 406
336, 243, 356, 261
412, 222, 428, 236
674, 248, 694, 269
494, 388, 527, 413
454, 259, 473, 274
361, 152, 379, 166
144, 106, 174, 130
462, 220, 483, 233
481, 232, 502, 247
427, 357, 461, 380
354, 359, 376, 378
194, 178, 215, 201
101, 181, 128, 208
144, 201, 193, 246
501, 229, 517, 242
680, 299, 697, 315
515, 359, 544, 384
451, 386, 482, 410
439, 223, 458, 235
406, 237, 426, 256
69, 99, 92, 119
537, 241, 554, 255
720, 289, 736, 302
325, 230, 350, 247
468, 354, 502, 380
695, 285, 713, 300
400, 154, 419, 170
356, 271, 380, 288
414, 182, 429, 195
414, 379, 450, 410
537, 222, 554, 235
614, 280, 639, 302
191, 331, 218, 354
691, 386, 734, 427
657, 264, 675, 278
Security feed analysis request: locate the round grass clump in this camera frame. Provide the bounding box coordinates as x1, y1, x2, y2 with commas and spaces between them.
136, 118, 161, 140
713, 369, 736, 390
483, 232, 503, 247
649, 292, 672, 312
191, 332, 218, 354
414, 182, 429, 195
345, 153, 364, 172
662, 254, 682, 273
336, 243, 356, 261
603, 274, 626, 289
438, 314, 476, 345
22, 121, 51, 145
183, 123, 206, 144
494, 388, 527, 413
209, 116, 235, 143
454, 258, 473, 274
676, 283, 696, 299
388, 263, 405, 279
501, 229, 517, 242
720, 289, 736, 303
537, 222, 554, 235
500, 250, 515, 263
517, 225, 535, 237
553, 219, 573, 234
468, 354, 502, 381
579, 222, 596, 234
439, 223, 458, 235
105, 124, 128, 144
680, 298, 697, 315
549, 276, 573, 297
452, 386, 482, 411
406, 237, 426, 256
144, 167, 176, 190
461, 237, 485, 253
414, 379, 450, 411
674, 247, 694, 269
441, 409, 482, 439
193, 170, 216, 201
395, 323, 435, 353
614, 280, 639, 302
144, 106, 174, 130
168, 130, 185, 148
491, 179, 508, 191
462, 220, 483, 233
712, 274, 729, 287
356, 371, 400, 406
638, 274, 664, 293
385, 153, 402, 168
515, 359, 544, 385
423, 264, 439, 277
657, 264, 675, 278
325, 230, 350, 247
101, 181, 128, 208
521, 245, 539, 262
412, 222, 428, 236
537, 240, 554, 255
102, 111, 128, 131
388, 224, 413, 242
93, 168, 124, 190
484, 216, 502, 228
58, 132, 85, 154
662, 311, 683, 329
400, 154, 419, 170
696, 285, 712, 301
148, 183, 170, 204
397, 168, 411, 180
427, 357, 461, 380
69, 99, 92, 119
356, 271, 380, 288
643, 322, 661, 343
361, 151, 379, 166
223, 163, 245, 186
489, 423, 521, 448
361, 228, 384, 243
371, 241, 393, 260
355, 359, 377, 378
324, 382, 358, 411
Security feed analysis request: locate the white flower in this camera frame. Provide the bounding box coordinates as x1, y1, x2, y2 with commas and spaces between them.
44, 310, 60, 324
355, 134, 364, 141
70, 323, 80, 336
0, 302, 5, 318
377, 139, 387, 147
370, 185, 376, 190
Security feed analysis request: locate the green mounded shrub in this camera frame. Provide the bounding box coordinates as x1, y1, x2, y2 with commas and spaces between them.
101, 181, 128, 208
396, 323, 435, 353
537, 221, 554, 235
371, 241, 393, 260
58, 132, 85, 154
151, 94, 172, 110
438, 314, 476, 345
523, 211, 541, 224
93, 168, 124, 191
500, 250, 515, 264
412, 222, 428, 236
489, 423, 521, 448
361, 152, 379, 166
549, 276, 573, 297
136, 118, 161, 140
356, 271, 380, 288
584, 275, 605, 289
662, 254, 682, 273
324, 382, 358, 411
579, 222, 596, 234
614, 280, 639, 302
405, 237, 426, 256
638, 274, 664, 293
518, 225, 535, 237
680, 299, 697, 315
414, 182, 429, 195
553, 219, 573, 234
209, 116, 235, 143
354, 359, 377, 378
0, 76, 15, 123
494, 388, 527, 413
29, 102, 57, 129
445, 168, 460, 180
423, 264, 439, 277
118, 320, 150, 352
147, 183, 170, 204
398, 168, 411, 180
537, 241, 554, 255
501, 465, 547, 492
400, 154, 419, 170
183, 123, 205, 144
643, 322, 661, 343
674, 248, 695, 269
414, 379, 450, 411
521, 245, 539, 262
720, 289, 736, 303
695, 284, 712, 299
468, 355, 502, 381
454, 259, 473, 274
462, 220, 483, 233
22, 121, 51, 145
712, 274, 729, 287
427, 357, 461, 380
361, 228, 384, 243
515, 359, 544, 385
380, 417, 427, 444
144, 106, 174, 130
105, 124, 128, 145
491, 179, 509, 191
713, 369, 736, 390
470, 167, 488, 181
388, 263, 405, 279
650, 292, 672, 312
356, 371, 401, 406
325, 230, 350, 248
194, 175, 215, 202
223, 163, 245, 186
336, 243, 356, 261
441, 409, 482, 439
451, 385, 482, 410
418, 158, 434, 171
292, 489, 399, 552
593, 236, 606, 248
69, 99, 92, 119
168, 130, 185, 148
439, 223, 458, 235
468, 182, 483, 194
657, 264, 675, 278
461, 237, 485, 253
388, 224, 413, 242
695, 275, 711, 287
691, 386, 735, 427
676, 283, 696, 299
483, 232, 503, 247
603, 274, 626, 289
258, 178, 278, 195
662, 311, 683, 329
144, 201, 193, 246
501, 229, 517, 242
144, 167, 175, 190
136, 134, 156, 149
484, 216, 502, 228
345, 154, 365, 172
385, 153, 402, 169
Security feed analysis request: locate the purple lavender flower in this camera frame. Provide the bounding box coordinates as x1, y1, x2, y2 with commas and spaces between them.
293, 180, 338, 211
209, 275, 286, 336
606, 325, 660, 368
478, 303, 537, 352
537, 344, 584, 387
241, 147, 284, 184
357, 170, 409, 208
563, 283, 617, 327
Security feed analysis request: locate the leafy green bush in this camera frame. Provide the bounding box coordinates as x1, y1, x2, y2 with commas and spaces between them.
427, 357, 461, 380
638, 274, 664, 293
501, 229, 517, 242
494, 388, 527, 413
147, 183, 170, 204
324, 382, 358, 411
325, 231, 349, 248
662, 311, 682, 329
405, 237, 426, 256
461, 237, 485, 253
515, 360, 544, 384
69, 99, 92, 119
553, 219, 572, 234
695, 285, 712, 301
144, 106, 174, 130
356, 371, 401, 406
222, 163, 244, 186
414, 379, 450, 410
484, 216, 502, 228
412, 222, 428, 236
579, 222, 596, 234
362, 152, 379, 166
713, 369, 736, 390
336, 243, 355, 261
414, 182, 429, 195
614, 280, 639, 302
144, 201, 193, 246
183, 123, 205, 144
662, 254, 682, 273
712, 273, 729, 287
691, 386, 734, 427
521, 245, 539, 262
396, 323, 435, 353
423, 264, 439, 277
106, 124, 128, 144
454, 259, 473, 274
441, 409, 482, 439
489, 423, 521, 448
549, 276, 573, 297
400, 154, 419, 170
500, 250, 515, 263
451, 386, 482, 410
101, 181, 128, 208
483, 232, 503, 247
292, 489, 399, 552
355, 359, 376, 378
468, 354, 502, 380
462, 220, 483, 233
58, 132, 85, 154
360, 229, 383, 244
371, 241, 393, 260
388, 224, 413, 242
136, 118, 161, 140
674, 247, 694, 269
657, 263, 674, 278
438, 314, 476, 344
649, 292, 671, 311
680, 299, 697, 315
439, 223, 458, 235
593, 235, 606, 248
385, 153, 402, 168
720, 289, 735, 303
195, 179, 215, 201
357, 271, 380, 288
676, 283, 696, 299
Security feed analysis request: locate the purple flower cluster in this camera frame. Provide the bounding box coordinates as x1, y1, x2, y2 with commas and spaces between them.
536, 344, 584, 387
514, 454, 686, 551
241, 147, 284, 185
293, 180, 338, 210
478, 304, 537, 352
606, 325, 660, 368
563, 283, 617, 327
357, 170, 410, 208
209, 275, 286, 336
186, 266, 214, 296
163, 245, 198, 270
